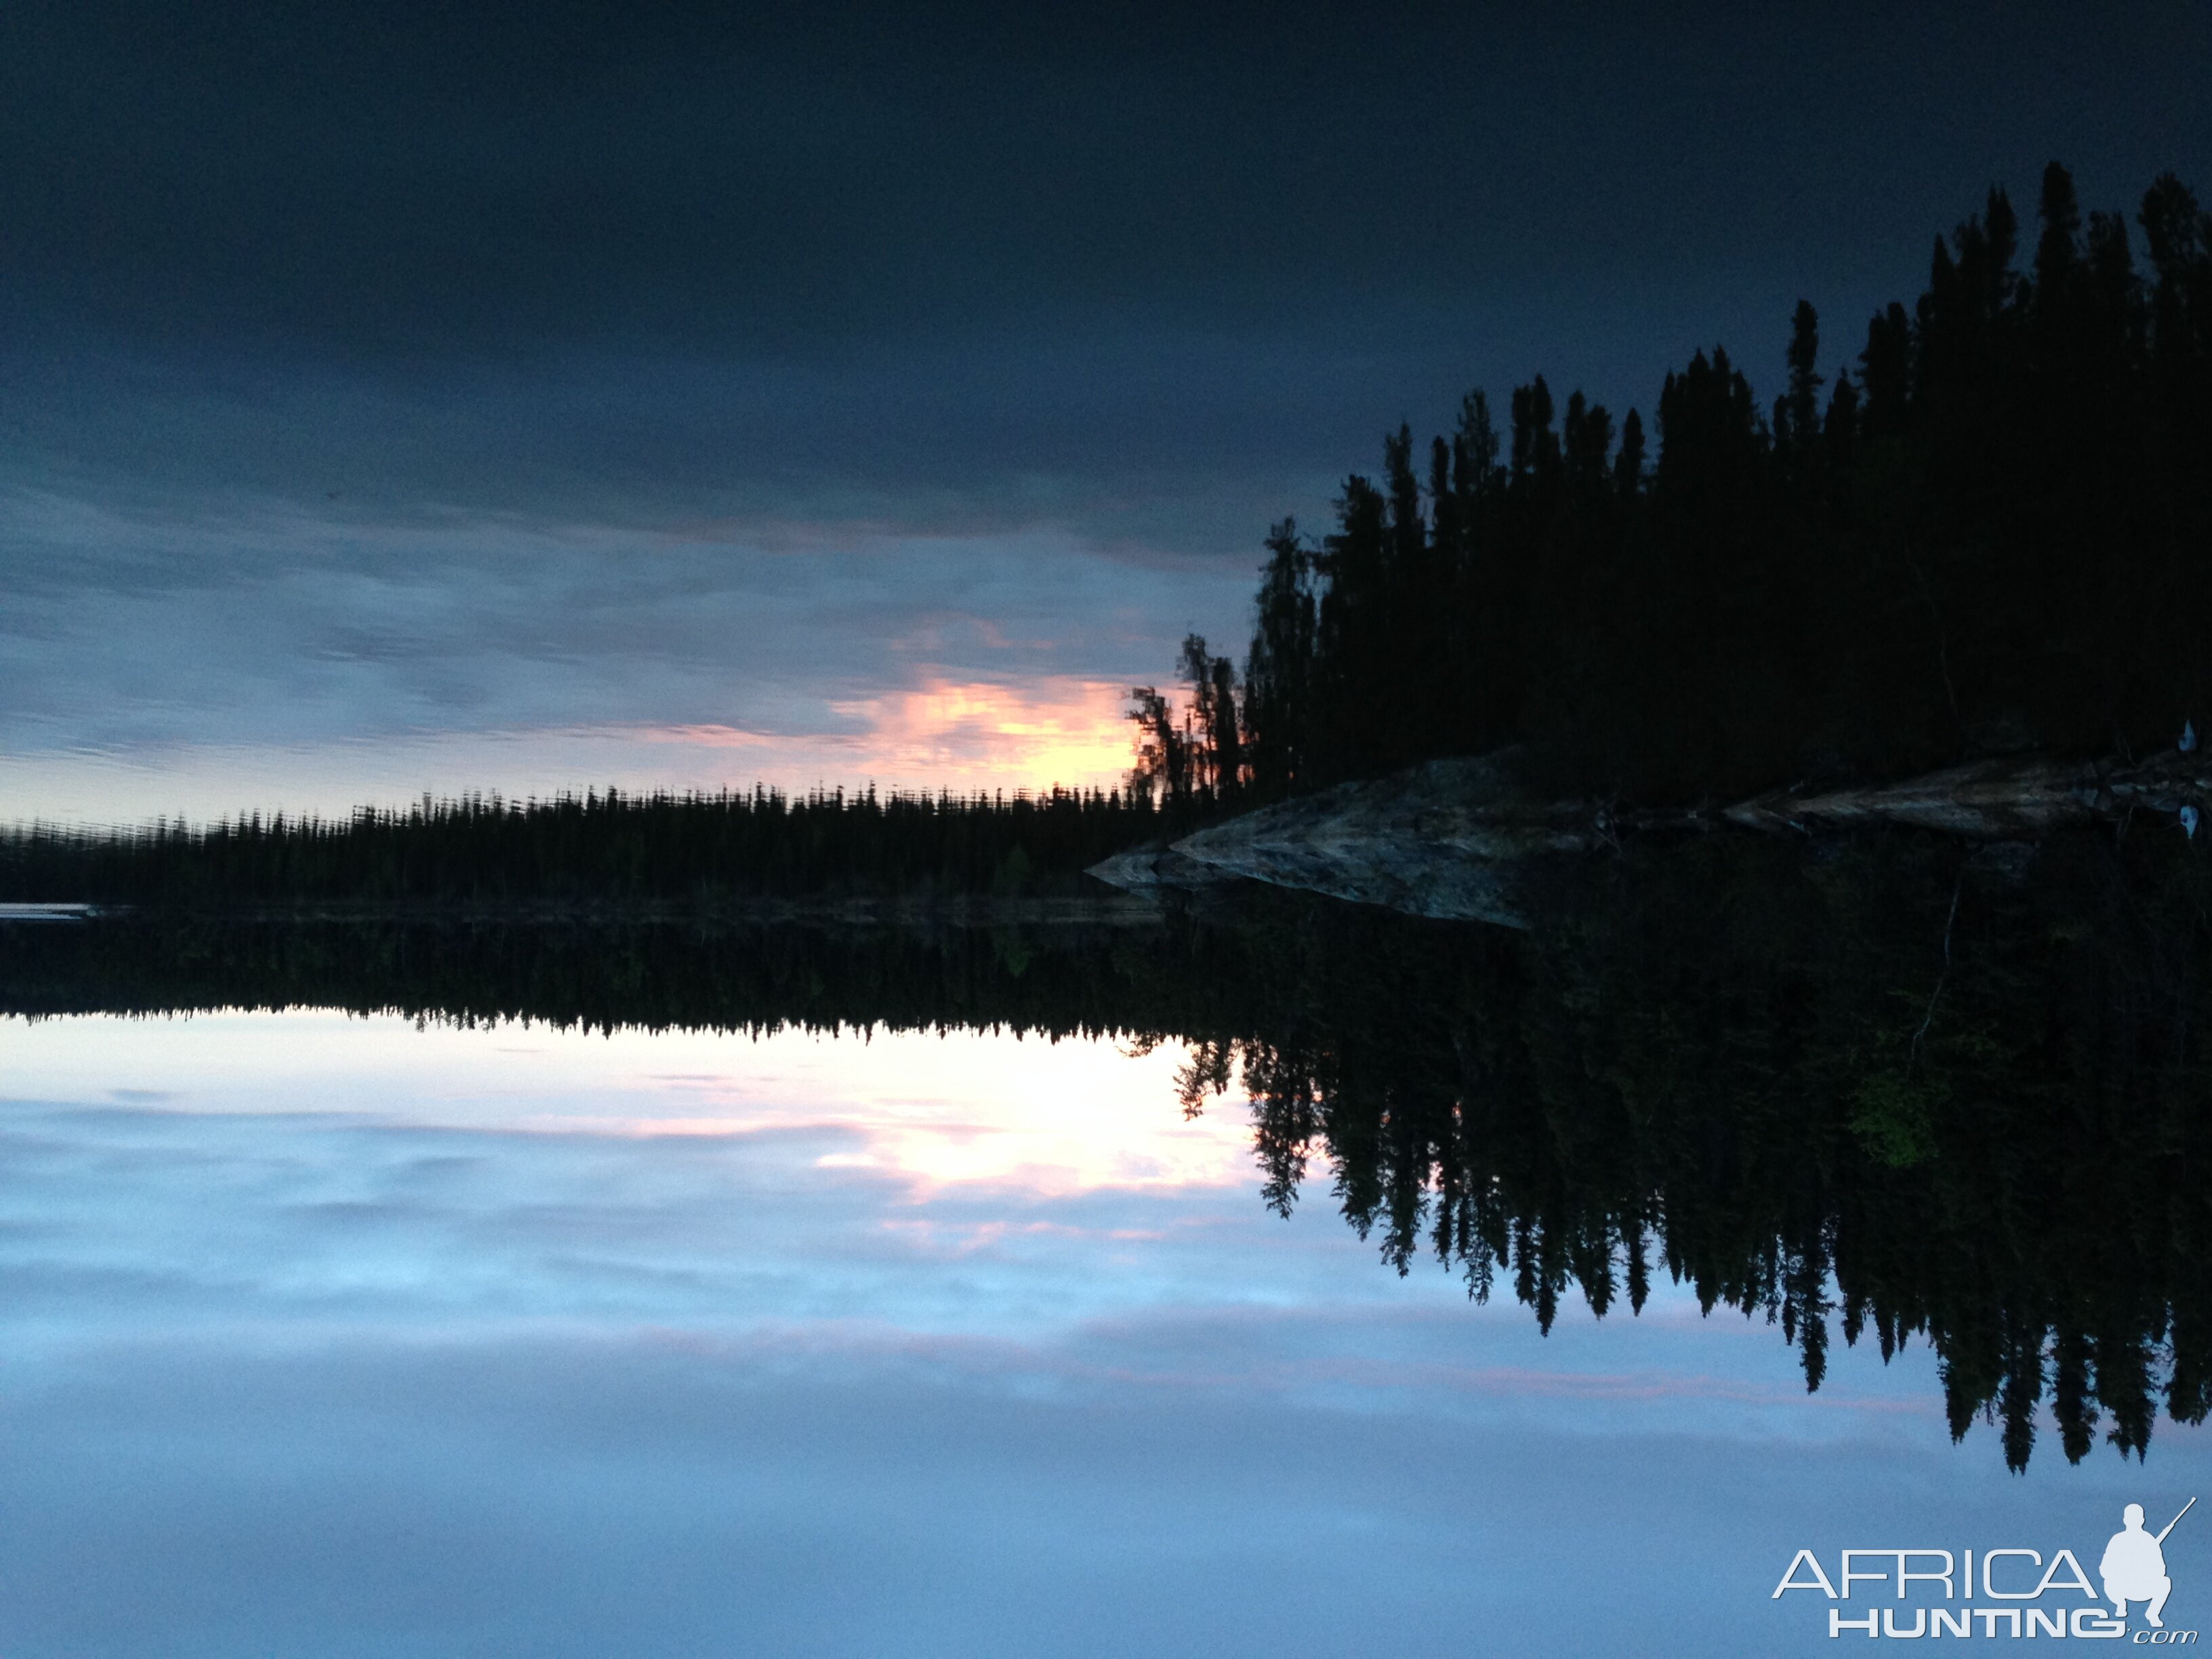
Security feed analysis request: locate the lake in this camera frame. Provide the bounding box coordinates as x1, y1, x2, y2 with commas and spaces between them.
2, 837, 2207, 1654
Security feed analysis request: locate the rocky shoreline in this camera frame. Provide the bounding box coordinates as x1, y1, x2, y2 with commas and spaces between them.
1088, 748, 2211, 925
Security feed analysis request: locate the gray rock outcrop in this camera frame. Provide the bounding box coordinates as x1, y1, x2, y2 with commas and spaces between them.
1723, 750, 2211, 838
1090, 754, 1592, 927
1087, 746, 2209, 928
1084, 843, 1246, 893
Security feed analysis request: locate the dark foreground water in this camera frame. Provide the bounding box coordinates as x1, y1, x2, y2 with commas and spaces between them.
2, 832, 2207, 1655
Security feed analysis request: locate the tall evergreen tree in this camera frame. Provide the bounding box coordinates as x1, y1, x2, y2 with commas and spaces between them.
1860, 302, 1912, 439
1244, 520, 1316, 799
1612, 408, 1645, 493
1775, 300, 1823, 453
2034, 160, 2083, 306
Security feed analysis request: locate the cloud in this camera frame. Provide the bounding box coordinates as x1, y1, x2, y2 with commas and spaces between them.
0, 492, 1251, 819
3, 4, 2206, 533
7, 5, 2206, 361
5, 8, 2206, 820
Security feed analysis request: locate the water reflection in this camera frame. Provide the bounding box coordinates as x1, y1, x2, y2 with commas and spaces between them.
3, 1013, 1253, 1193
1193, 831, 2212, 1473
0, 1006, 1967, 1659
5, 827, 2208, 1473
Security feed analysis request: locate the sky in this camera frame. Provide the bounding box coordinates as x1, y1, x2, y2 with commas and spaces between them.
4, 1011, 2205, 1656
5, 1, 2212, 821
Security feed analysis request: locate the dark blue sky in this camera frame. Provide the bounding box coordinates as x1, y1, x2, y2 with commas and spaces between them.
4, 1, 2209, 817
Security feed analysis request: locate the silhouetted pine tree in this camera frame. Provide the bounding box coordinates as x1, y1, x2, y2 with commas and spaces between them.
1158, 165, 2211, 806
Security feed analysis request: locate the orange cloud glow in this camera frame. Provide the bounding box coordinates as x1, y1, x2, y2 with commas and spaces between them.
649, 675, 1143, 794
0, 678, 1162, 827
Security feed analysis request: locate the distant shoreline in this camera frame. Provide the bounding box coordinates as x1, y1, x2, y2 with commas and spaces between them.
0, 894, 1166, 928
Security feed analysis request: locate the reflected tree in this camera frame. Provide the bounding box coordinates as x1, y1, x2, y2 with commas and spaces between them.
12, 828, 2209, 1472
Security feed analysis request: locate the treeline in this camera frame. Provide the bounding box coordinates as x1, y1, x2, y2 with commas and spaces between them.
1143, 164, 2212, 804
0, 784, 1162, 907
0, 911, 1202, 1039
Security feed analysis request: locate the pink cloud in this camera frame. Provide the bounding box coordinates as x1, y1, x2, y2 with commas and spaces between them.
643, 674, 1141, 792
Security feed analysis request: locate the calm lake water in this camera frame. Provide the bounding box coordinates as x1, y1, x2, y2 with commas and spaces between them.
3, 843, 2209, 1655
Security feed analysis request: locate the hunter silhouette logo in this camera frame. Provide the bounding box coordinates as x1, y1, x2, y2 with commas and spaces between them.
1773, 1497, 2199, 1640
2105, 1499, 2194, 1630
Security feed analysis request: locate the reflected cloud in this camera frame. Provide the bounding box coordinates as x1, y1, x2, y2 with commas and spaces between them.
2, 1015, 1254, 1200
5, 1010, 2208, 1658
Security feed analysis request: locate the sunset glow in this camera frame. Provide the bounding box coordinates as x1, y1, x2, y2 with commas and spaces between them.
0, 674, 1160, 827
653, 674, 1147, 794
